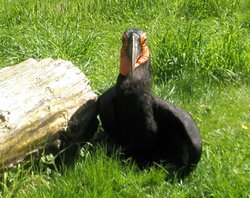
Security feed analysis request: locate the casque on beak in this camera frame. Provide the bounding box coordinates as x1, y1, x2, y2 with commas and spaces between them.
126, 33, 141, 75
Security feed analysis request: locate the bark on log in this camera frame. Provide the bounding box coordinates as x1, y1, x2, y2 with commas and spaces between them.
0, 58, 98, 170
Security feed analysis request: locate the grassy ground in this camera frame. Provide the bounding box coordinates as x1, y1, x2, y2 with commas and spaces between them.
0, 0, 249, 197
1, 86, 249, 197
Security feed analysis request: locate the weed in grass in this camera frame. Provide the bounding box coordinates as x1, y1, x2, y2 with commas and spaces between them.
152, 16, 248, 84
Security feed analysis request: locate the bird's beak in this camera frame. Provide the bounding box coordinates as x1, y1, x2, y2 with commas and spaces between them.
127, 33, 141, 74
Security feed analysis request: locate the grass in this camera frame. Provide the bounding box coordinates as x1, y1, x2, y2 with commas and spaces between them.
0, 0, 249, 197
1, 86, 249, 197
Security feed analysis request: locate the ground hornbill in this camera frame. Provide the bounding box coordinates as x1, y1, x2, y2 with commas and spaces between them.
97, 29, 202, 177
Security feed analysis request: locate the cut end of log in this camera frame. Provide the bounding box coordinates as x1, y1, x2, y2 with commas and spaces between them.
0, 58, 98, 170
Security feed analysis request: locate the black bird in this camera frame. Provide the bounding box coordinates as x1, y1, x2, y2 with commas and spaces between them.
97, 29, 202, 177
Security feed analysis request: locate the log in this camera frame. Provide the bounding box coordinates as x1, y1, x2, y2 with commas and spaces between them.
0, 58, 98, 170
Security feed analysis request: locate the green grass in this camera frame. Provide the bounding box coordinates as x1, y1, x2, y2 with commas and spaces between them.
1, 86, 249, 197
0, 0, 249, 197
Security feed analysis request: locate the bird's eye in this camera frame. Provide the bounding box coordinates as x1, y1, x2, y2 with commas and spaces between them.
140, 33, 147, 46
121, 36, 128, 47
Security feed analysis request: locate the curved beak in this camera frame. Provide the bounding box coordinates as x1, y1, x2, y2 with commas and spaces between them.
126, 33, 141, 74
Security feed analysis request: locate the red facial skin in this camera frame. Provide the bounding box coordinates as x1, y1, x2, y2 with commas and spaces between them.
119, 33, 149, 76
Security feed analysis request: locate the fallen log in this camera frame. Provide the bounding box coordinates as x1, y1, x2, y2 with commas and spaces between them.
0, 58, 98, 170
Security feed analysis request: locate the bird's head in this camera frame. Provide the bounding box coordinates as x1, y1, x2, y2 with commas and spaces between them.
120, 29, 149, 76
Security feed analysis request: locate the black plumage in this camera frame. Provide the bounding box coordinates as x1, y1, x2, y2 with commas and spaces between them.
97, 29, 202, 177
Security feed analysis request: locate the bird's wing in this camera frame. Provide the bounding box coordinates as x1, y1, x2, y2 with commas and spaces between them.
152, 97, 202, 167
97, 86, 116, 135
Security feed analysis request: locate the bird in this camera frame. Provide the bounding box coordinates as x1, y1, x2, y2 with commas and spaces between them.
97, 29, 202, 178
